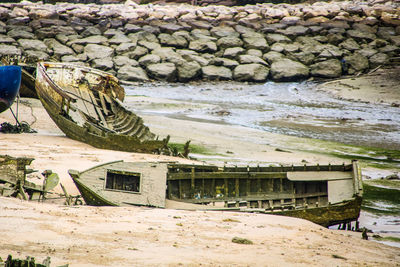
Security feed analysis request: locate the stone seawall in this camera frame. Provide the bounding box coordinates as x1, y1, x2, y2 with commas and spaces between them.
0, 0, 399, 82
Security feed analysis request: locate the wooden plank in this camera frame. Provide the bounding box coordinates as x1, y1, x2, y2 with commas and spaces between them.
287, 171, 352, 181
88, 90, 108, 127
167, 171, 287, 180
176, 191, 327, 204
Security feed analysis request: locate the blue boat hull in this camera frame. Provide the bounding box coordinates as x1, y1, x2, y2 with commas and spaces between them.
0, 65, 21, 113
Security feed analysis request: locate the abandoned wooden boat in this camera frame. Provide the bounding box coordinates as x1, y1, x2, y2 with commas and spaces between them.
35, 62, 167, 153
69, 160, 363, 227
0, 65, 21, 113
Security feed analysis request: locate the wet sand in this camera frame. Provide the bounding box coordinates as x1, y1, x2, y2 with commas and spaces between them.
1, 70, 400, 265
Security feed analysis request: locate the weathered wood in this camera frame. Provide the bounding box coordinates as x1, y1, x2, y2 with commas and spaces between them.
167, 171, 287, 180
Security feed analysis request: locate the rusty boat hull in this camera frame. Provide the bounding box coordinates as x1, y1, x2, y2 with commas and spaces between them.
35, 62, 166, 153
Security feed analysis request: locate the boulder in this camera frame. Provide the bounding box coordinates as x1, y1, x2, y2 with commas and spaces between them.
81, 26, 101, 37
0, 34, 15, 44
152, 47, 185, 64
116, 43, 137, 54
0, 44, 21, 56
343, 53, 369, 74
266, 33, 291, 44
202, 65, 232, 80
291, 51, 315, 65
339, 38, 360, 51
217, 36, 243, 48
44, 38, 74, 57
109, 33, 131, 45
223, 47, 245, 59
91, 57, 114, 71
137, 40, 161, 51
117, 65, 149, 82
158, 33, 188, 48
280, 25, 310, 37
310, 59, 342, 78
263, 51, 286, 64
124, 46, 148, 59
189, 39, 217, 53
233, 64, 269, 82
243, 37, 269, 50
369, 53, 389, 67
84, 44, 114, 60
7, 29, 35, 39
69, 35, 108, 45
177, 61, 201, 82
138, 54, 161, 67
210, 26, 239, 38
24, 50, 50, 61
183, 54, 209, 66
358, 48, 378, 58
238, 55, 268, 66
270, 59, 309, 81
113, 55, 139, 68
346, 30, 376, 42
18, 39, 48, 51
146, 63, 177, 82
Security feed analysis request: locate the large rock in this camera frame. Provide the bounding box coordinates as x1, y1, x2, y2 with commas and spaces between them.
138, 54, 161, 67
117, 65, 149, 82
0, 44, 21, 56
270, 59, 309, 81
346, 30, 376, 42
189, 39, 217, 53
146, 63, 177, 82
152, 47, 185, 64
109, 33, 131, 45
310, 59, 342, 78
369, 53, 389, 67
343, 53, 369, 74
210, 26, 239, 38
124, 46, 148, 60
7, 29, 35, 39
158, 33, 188, 48
84, 44, 114, 60
91, 57, 114, 71
266, 33, 292, 44
18, 39, 48, 51
0, 34, 15, 44
69, 35, 108, 45
113, 56, 139, 68
243, 37, 269, 50
177, 61, 201, 82
202, 65, 232, 80
44, 38, 74, 57
217, 36, 243, 48
223, 47, 245, 58
238, 55, 268, 66
24, 50, 50, 61
233, 64, 269, 82
263, 51, 286, 64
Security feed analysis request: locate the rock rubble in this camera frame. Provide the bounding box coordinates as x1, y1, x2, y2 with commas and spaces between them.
0, 0, 399, 82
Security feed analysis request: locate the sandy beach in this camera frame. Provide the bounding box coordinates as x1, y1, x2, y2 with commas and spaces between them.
1, 69, 400, 266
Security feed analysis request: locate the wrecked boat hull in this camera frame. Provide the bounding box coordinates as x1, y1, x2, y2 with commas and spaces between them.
69, 161, 363, 227
35, 62, 166, 153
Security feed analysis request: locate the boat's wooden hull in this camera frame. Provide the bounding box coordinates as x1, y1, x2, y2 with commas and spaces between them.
69, 161, 363, 227
35, 62, 166, 153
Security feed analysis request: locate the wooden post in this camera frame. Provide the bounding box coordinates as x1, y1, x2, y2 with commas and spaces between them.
60, 183, 71, 205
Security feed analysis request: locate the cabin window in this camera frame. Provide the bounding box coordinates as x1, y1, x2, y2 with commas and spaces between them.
105, 170, 140, 193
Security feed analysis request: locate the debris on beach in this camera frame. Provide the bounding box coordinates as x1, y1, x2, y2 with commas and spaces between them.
0, 155, 77, 205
